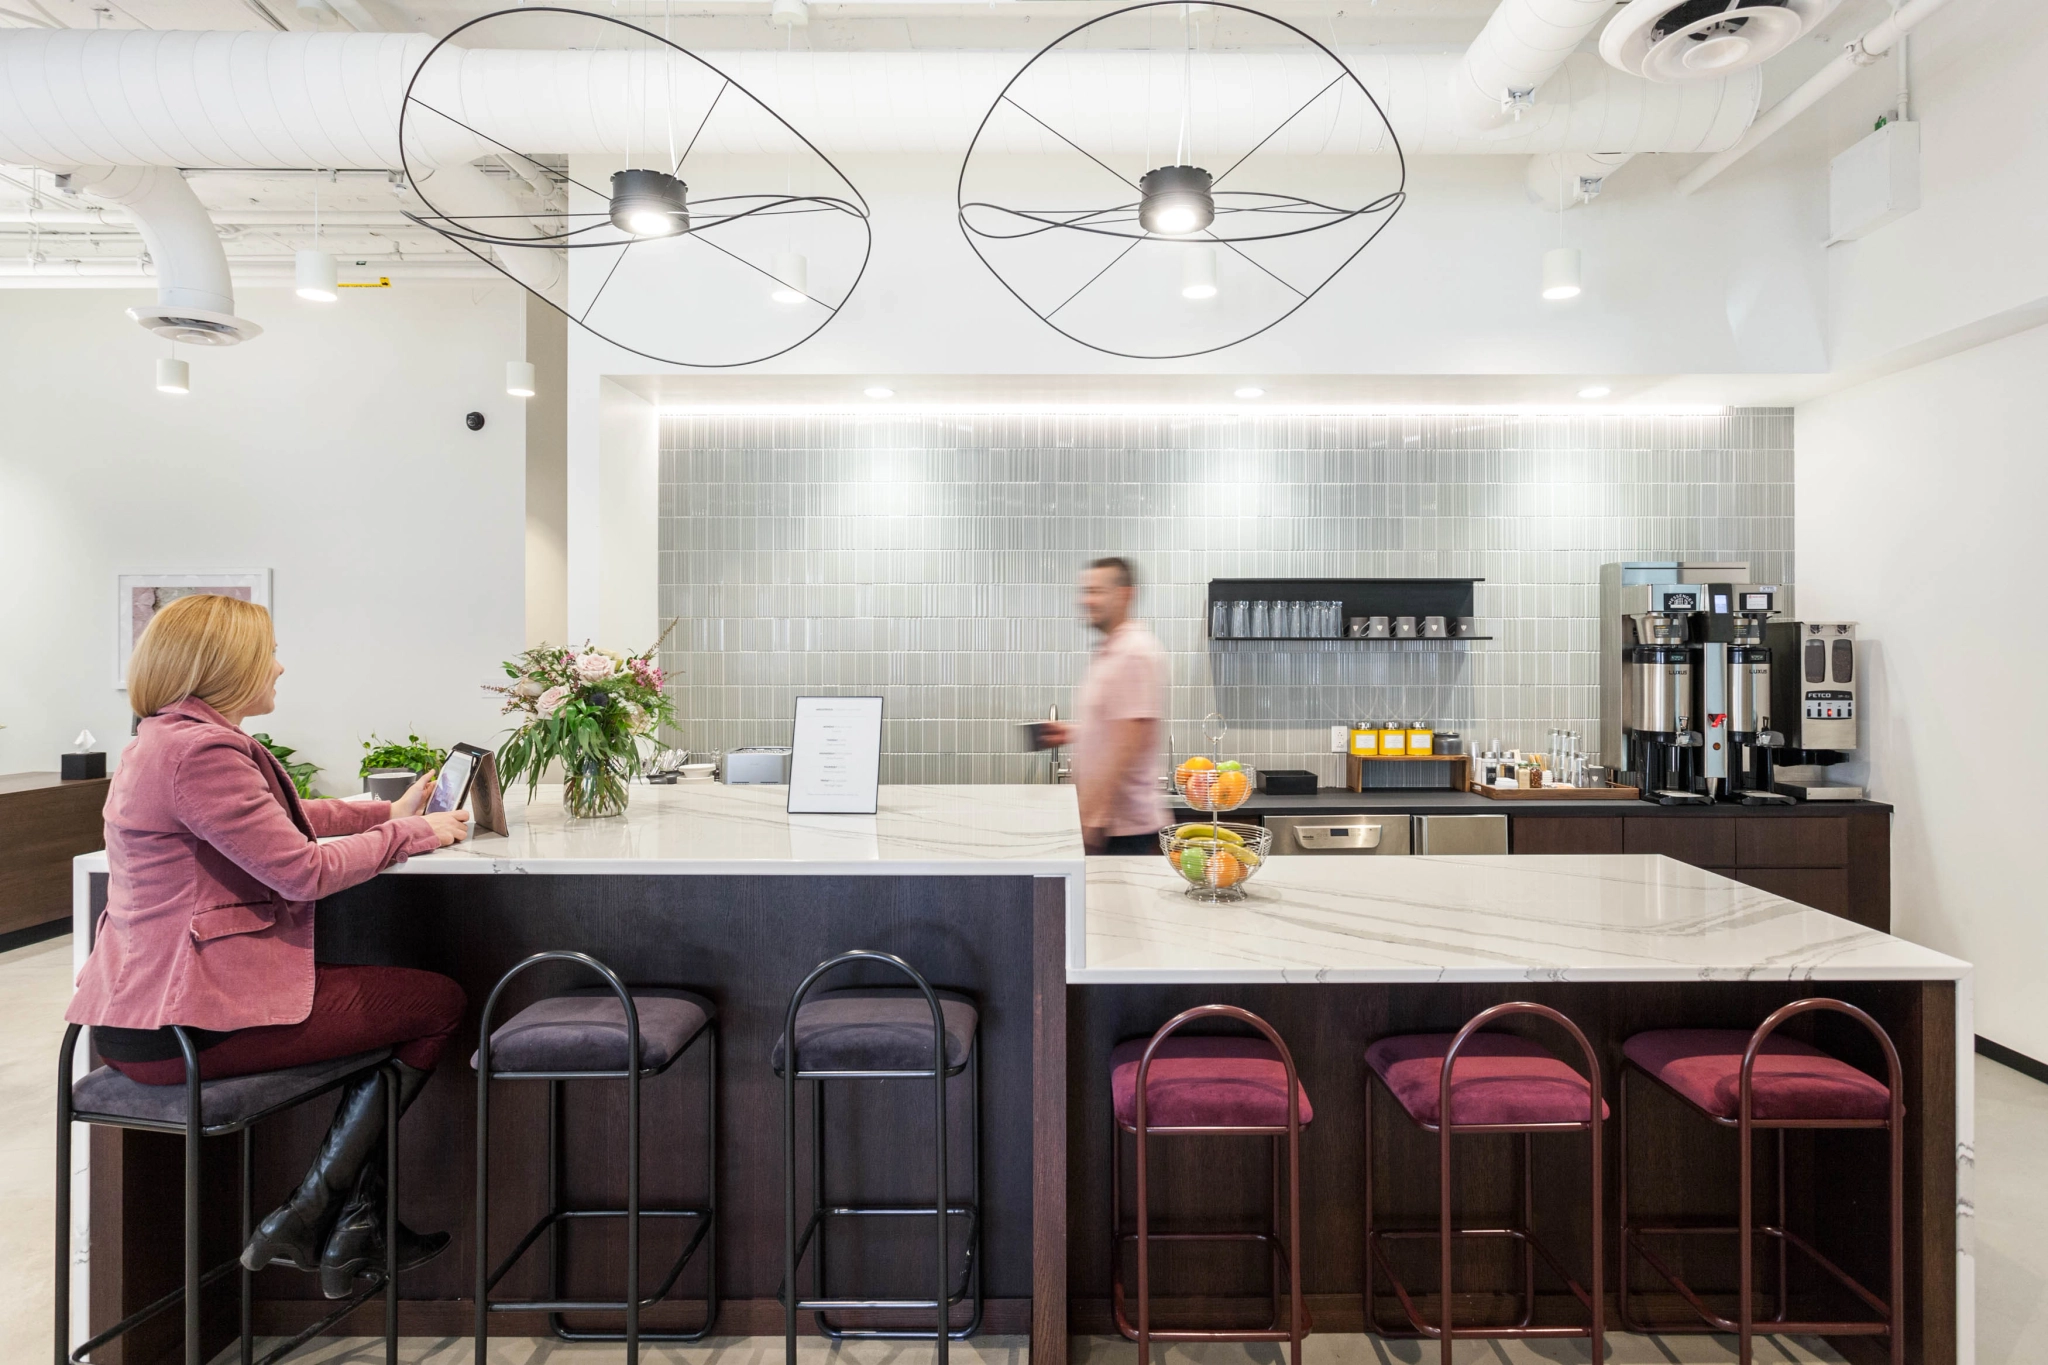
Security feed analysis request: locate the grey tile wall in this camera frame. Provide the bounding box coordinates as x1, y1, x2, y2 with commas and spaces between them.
659, 410, 1794, 785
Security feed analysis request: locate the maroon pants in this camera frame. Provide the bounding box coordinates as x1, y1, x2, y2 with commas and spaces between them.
109, 964, 467, 1085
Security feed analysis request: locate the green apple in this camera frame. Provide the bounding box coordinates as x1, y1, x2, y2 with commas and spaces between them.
1218, 760, 1242, 771
1180, 848, 1207, 881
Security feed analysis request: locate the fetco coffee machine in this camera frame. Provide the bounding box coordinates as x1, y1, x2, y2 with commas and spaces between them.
1765, 620, 1863, 800
1598, 563, 1793, 805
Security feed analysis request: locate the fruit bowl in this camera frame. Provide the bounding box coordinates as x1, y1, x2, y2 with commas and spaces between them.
1159, 821, 1271, 902
1173, 758, 1253, 812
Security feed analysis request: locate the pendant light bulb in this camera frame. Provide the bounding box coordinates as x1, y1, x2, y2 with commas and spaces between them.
609, 169, 690, 238
506, 360, 537, 398
156, 356, 190, 395
1138, 165, 1215, 237
295, 248, 338, 303
1541, 246, 1582, 300
1181, 245, 1218, 300
771, 252, 809, 305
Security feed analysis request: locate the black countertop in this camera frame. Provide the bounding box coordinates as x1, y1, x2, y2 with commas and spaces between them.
1172, 789, 1893, 818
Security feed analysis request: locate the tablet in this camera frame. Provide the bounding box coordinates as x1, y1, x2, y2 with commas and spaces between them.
426, 743, 486, 814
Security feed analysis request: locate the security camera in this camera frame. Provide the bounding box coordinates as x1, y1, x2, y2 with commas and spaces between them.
465, 411, 486, 431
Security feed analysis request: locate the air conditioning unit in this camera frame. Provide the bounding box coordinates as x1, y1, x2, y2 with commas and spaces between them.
1829, 121, 1920, 244
1601, 0, 1830, 83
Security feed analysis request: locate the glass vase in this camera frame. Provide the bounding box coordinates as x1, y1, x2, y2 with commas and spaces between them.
563, 755, 630, 819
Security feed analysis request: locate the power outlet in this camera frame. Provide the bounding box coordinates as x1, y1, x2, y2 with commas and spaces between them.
1329, 725, 1348, 753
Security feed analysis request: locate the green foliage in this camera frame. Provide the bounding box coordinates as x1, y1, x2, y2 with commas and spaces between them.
359, 732, 447, 779
487, 632, 678, 800
252, 733, 320, 799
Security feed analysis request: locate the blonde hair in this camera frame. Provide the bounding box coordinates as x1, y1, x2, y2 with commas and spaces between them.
128, 594, 276, 719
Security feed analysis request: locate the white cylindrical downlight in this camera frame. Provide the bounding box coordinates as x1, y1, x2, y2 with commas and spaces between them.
771, 252, 809, 305
506, 360, 536, 397
156, 356, 189, 393
295, 248, 338, 302
1541, 245, 1582, 300
1181, 245, 1218, 300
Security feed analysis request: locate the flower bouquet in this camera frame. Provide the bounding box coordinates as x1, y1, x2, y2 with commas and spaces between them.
488, 633, 677, 819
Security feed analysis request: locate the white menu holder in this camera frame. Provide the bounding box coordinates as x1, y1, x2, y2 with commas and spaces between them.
787, 695, 883, 815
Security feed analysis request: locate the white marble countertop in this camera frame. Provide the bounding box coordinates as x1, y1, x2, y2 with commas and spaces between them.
1079, 853, 1971, 984
394, 782, 1086, 875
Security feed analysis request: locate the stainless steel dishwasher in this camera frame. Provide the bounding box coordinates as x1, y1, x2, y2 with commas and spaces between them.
1413, 813, 1510, 855
1264, 813, 1413, 855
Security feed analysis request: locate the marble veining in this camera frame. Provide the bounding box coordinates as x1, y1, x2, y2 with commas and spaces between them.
1079, 853, 1971, 984
385, 782, 1087, 873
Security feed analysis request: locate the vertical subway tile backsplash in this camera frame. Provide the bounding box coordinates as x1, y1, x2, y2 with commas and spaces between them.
659, 410, 1794, 786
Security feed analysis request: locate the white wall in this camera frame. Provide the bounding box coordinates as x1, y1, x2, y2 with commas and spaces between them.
0, 284, 529, 794
1796, 321, 2048, 1057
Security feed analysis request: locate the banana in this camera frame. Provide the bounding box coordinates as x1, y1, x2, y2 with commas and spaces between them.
1174, 823, 1245, 845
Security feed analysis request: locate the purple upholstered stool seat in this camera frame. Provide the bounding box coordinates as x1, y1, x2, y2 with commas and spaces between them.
475, 986, 713, 1073
1365, 1032, 1608, 1128
1623, 1029, 1891, 1121
1110, 1036, 1313, 1130
771, 988, 978, 1075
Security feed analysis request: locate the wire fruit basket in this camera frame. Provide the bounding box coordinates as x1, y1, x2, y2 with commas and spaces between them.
1161, 713, 1267, 902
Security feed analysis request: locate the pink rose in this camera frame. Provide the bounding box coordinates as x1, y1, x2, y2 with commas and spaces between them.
572, 652, 618, 683
536, 685, 569, 718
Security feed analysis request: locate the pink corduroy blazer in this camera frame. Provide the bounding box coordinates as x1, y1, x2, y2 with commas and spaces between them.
66, 696, 441, 1033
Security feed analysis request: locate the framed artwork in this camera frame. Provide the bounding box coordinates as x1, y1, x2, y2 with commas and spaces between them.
115, 570, 273, 688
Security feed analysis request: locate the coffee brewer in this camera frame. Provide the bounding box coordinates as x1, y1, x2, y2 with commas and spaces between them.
1611, 582, 1711, 802
1696, 583, 1793, 804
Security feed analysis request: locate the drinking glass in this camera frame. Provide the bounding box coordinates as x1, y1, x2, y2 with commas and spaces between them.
1285, 601, 1304, 638
1210, 600, 1229, 639
1230, 600, 1250, 638
1252, 600, 1271, 638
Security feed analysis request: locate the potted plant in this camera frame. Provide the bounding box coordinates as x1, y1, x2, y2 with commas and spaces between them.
358, 732, 447, 799
253, 733, 321, 798
488, 633, 676, 819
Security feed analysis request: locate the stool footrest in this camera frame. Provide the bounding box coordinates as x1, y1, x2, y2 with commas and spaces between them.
484, 1204, 713, 1304
1367, 1225, 1596, 1340
1622, 1223, 1895, 1335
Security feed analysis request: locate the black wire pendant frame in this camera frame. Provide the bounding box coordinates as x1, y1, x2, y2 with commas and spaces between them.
957, 1, 1406, 360
398, 7, 871, 368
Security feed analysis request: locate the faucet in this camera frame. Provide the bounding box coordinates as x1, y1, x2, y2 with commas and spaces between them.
1048, 703, 1071, 784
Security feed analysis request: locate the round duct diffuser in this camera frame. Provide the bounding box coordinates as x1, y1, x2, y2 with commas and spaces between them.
1600, 0, 1827, 83
124, 306, 264, 346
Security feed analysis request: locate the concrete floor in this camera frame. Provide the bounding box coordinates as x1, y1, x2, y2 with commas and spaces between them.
7, 933, 2039, 1365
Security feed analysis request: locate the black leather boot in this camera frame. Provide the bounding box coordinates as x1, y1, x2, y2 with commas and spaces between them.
318, 1061, 450, 1297
239, 1068, 392, 1272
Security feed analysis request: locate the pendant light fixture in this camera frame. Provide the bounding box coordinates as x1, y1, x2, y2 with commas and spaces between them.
608, 168, 690, 238
1139, 166, 1215, 237
156, 350, 189, 395
1541, 247, 1582, 300
957, 0, 1406, 359
399, 6, 871, 369
506, 361, 537, 398
296, 180, 338, 302
770, 251, 809, 305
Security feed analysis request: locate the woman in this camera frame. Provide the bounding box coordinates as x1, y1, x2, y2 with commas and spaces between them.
68, 593, 472, 1298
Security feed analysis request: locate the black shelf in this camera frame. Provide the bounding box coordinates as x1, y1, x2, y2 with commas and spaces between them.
1206, 577, 1483, 642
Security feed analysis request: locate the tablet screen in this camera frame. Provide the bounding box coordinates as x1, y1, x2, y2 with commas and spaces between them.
426, 748, 477, 814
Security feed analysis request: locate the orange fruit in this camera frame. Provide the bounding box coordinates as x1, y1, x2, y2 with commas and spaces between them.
1183, 756, 1216, 771
1215, 770, 1250, 806
1209, 849, 1247, 887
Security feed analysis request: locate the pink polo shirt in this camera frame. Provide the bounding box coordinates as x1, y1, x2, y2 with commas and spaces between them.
1072, 619, 1168, 837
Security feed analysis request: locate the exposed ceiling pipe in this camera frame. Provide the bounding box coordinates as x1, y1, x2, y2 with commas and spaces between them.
1449, 0, 1617, 131
0, 208, 425, 226
1677, 0, 1954, 194
59, 165, 263, 344
404, 159, 565, 305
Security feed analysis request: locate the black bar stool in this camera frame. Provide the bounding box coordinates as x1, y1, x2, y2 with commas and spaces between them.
1362, 1002, 1606, 1365
1619, 999, 1905, 1365
54, 1024, 401, 1365
776, 950, 982, 1365
1110, 1005, 1312, 1365
471, 950, 717, 1365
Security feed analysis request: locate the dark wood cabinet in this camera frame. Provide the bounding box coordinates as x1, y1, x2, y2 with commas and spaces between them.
1736, 817, 1849, 868
0, 772, 108, 938
1510, 816, 1623, 855
1623, 816, 1737, 867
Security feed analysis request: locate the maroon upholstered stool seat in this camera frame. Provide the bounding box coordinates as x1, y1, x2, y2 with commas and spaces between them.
1365, 1032, 1609, 1128
1623, 1028, 1890, 1121
1110, 1035, 1314, 1130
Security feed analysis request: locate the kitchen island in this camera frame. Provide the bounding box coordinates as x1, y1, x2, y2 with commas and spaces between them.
69, 788, 1967, 1364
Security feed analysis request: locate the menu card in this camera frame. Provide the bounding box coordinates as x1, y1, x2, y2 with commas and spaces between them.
787, 695, 884, 814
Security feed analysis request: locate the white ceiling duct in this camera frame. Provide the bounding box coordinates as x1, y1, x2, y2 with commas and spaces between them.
0, 31, 1760, 163
59, 165, 262, 344
1447, 0, 1616, 132
1601, 0, 1841, 84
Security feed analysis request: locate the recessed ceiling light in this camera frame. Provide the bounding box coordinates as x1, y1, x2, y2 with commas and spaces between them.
1578, 384, 1612, 399
863, 386, 894, 399
1234, 386, 1265, 400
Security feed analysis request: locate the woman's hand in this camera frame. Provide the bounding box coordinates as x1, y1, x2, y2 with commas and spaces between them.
423, 809, 470, 847
390, 769, 436, 818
